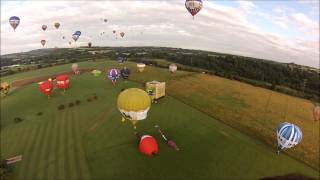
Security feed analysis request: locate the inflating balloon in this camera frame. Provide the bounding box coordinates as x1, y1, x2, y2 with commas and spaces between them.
42, 25, 47, 31
117, 88, 151, 129
9, 16, 20, 31
56, 75, 70, 90
185, 0, 203, 19
139, 135, 158, 156
277, 122, 302, 153
0, 82, 10, 96
39, 80, 53, 97
40, 40, 46, 47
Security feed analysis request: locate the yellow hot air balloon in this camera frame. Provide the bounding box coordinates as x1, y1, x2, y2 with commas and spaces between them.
117, 88, 151, 129
0, 82, 10, 96
54, 22, 60, 29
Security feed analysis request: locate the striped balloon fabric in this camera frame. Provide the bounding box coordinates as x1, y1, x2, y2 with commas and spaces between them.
277, 122, 302, 152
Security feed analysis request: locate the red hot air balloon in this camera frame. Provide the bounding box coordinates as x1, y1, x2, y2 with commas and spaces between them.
139, 135, 158, 156
56, 75, 70, 90
39, 80, 53, 97
41, 40, 46, 47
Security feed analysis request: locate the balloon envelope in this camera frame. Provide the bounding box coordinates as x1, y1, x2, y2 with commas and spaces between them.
9, 16, 20, 30
185, 0, 203, 17
139, 135, 158, 156
42, 25, 47, 31
277, 122, 302, 151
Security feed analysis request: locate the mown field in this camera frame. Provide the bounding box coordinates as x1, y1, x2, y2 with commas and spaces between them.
1, 60, 319, 179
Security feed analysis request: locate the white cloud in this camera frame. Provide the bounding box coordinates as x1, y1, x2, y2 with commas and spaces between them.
1, 1, 319, 68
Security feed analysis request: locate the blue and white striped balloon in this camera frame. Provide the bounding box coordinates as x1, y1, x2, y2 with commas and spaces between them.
277, 122, 302, 152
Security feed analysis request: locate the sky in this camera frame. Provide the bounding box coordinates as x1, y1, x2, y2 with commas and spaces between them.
1, 0, 319, 68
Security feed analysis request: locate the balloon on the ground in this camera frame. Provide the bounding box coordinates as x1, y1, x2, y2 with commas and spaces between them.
40, 40, 46, 47
39, 80, 53, 97
56, 75, 70, 90
314, 105, 320, 122
42, 25, 47, 31
54, 22, 60, 29
117, 88, 151, 129
185, 0, 203, 18
139, 135, 158, 156
120, 67, 130, 79
9, 16, 20, 31
137, 63, 146, 72
277, 122, 302, 152
0, 82, 10, 96
108, 68, 119, 86
169, 64, 177, 73
91, 70, 102, 76
71, 63, 79, 75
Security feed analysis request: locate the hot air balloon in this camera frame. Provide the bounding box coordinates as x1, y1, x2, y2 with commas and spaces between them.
120, 67, 130, 79
92, 70, 102, 76
72, 31, 81, 41
139, 135, 158, 156
185, 0, 203, 19
314, 105, 320, 122
117, 88, 151, 129
137, 63, 146, 72
277, 122, 302, 153
42, 25, 47, 31
108, 68, 119, 86
39, 80, 53, 97
120, 32, 125, 38
0, 82, 10, 96
9, 16, 20, 31
88, 42, 92, 48
54, 22, 60, 29
40, 40, 46, 47
169, 64, 177, 73
56, 75, 70, 91
71, 63, 79, 75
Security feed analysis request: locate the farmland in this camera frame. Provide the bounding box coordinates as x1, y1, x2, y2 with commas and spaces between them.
1, 60, 319, 179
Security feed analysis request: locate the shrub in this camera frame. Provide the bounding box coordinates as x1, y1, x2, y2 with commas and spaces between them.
58, 104, 65, 110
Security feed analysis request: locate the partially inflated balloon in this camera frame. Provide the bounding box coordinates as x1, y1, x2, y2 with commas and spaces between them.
185, 0, 203, 18
9, 16, 20, 31
41, 40, 46, 47
42, 25, 47, 31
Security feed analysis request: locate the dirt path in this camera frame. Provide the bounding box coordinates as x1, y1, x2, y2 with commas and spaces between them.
11, 68, 95, 89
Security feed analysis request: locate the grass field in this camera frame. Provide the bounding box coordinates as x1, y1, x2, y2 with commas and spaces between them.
1, 60, 319, 179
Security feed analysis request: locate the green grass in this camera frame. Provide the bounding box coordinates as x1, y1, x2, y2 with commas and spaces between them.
1, 60, 319, 179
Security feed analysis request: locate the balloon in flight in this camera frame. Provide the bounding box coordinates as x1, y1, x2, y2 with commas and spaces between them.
42, 25, 47, 31
40, 40, 46, 47
117, 88, 151, 129
185, 0, 203, 18
9, 16, 20, 31
276, 122, 302, 153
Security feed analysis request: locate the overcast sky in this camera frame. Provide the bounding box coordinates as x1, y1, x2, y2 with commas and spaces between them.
1, 1, 319, 67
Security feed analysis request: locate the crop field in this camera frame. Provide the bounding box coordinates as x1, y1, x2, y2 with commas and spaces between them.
0, 60, 318, 179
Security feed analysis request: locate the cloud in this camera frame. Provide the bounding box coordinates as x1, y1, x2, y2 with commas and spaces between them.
1, 1, 319, 68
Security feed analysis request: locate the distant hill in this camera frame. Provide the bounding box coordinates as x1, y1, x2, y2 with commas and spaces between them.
1, 46, 319, 101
